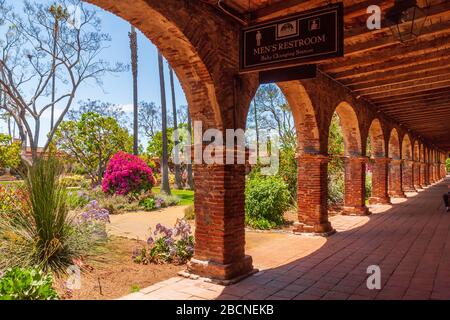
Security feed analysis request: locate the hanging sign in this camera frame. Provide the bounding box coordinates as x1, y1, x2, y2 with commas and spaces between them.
240, 3, 344, 73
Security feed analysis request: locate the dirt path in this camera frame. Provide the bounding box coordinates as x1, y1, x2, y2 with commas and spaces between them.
107, 205, 189, 241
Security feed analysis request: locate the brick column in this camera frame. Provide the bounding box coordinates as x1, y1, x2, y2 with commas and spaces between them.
343, 156, 370, 215
294, 153, 334, 235
188, 163, 253, 281
402, 160, 416, 192
413, 161, 421, 190
420, 162, 426, 187
424, 163, 430, 186
389, 159, 406, 198
369, 157, 391, 205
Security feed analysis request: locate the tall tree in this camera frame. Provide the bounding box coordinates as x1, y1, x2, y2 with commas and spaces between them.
158, 51, 171, 195
138, 101, 160, 140
49, 4, 69, 131
169, 66, 182, 189
129, 25, 139, 155
0, 0, 124, 162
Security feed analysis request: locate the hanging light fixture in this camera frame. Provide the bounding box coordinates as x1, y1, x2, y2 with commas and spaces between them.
385, 0, 430, 43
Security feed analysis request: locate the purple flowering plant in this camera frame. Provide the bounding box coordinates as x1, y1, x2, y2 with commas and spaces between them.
132, 218, 194, 265
79, 200, 110, 223
102, 151, 156, 197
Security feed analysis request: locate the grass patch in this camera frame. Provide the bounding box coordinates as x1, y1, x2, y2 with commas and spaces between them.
152, 187, 194, 206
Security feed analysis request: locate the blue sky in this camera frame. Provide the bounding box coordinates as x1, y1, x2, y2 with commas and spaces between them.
0, 0, 187, 146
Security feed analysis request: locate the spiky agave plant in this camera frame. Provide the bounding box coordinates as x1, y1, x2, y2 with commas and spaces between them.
0, 157, 92, 274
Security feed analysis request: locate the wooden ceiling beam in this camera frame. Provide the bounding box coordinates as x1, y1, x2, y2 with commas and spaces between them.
352, 70, 450, 92
383, 105, 450, 115
340, 58, 450, 86
359, 77, 450, 96
362, 82, 450, 99
332, 48, 450, 80
344, 20, 450, 56
321, 35, 450, 73
372, 88, 450, 104
378, 96, 450, 109
376, 94, 450, 107
345, 1, 450, 39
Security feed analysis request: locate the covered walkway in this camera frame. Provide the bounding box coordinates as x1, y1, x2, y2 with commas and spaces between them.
121, 177, 450, 300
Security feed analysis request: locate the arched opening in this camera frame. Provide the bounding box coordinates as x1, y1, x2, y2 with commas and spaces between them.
277, 81, 331, 233
244, 81, 331, 234
401, 134, 415, 192
244, 83, 296, 230
82, 0, 255, 282
367, 119, 390, 204
328, 102, 368, 216
388, 128, 405, 198
413, 141, 421, 189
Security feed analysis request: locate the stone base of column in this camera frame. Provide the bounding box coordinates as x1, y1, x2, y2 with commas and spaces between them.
369, 196, 391, 205
389, 191, 407, 198
342, 205, 371, 216
402, 186, 417, 192
293, 221, 336, 236
414, 185, 422, 190
186, 255, 256, 285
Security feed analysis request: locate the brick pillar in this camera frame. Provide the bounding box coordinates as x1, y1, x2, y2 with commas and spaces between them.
413, 161, 421, 190
295, 153, 334, 235
420, 162, 426, 187
424, 163, 430, 186
389, 159, 406, 198
369, 157, 391, 205
402, 160, 415, 192
188, 163, 253, 281
343, 156, 370, 215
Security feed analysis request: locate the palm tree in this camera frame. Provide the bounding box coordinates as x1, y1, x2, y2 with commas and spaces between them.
169, 66, 182, 189
158, 51, 171, 195
129, 25, 139, 155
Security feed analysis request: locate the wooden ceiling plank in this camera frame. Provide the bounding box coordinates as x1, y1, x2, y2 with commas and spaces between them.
332, 48, 450, 80
321, 35, 450, 73
341, 59, 450, 86
352, 71, 450, 92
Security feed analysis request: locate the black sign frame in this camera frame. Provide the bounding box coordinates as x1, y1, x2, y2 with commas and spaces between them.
240, 3, 344, 73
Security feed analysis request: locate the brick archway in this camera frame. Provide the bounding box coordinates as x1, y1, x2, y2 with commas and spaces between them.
368, 119, 390, 204
368, 119, 385, 158
388, 128, 405, 198
333, 102, 368, 215
413, 140, 422, 189
85, 0, 258, 281
276, 81, 332, 234
334, 102, 362, 157
401, 134, 415, 192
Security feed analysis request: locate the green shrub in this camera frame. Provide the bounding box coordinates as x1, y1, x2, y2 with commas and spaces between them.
245, 174, 290, 229
0, 267, 59, 300
60, 174, 90, 188
139, 198, 156, 211
184, 205, 195, 221
66, 190, 90, 210
0, 158, 100, 274
446, 158, 450, 173
278, 146, 297, 201
328, 156, 345, 205
365, 171, 372, 201
99, 195, 141, 214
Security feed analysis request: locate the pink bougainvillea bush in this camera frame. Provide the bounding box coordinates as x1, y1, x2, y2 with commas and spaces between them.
102, 151, 156, 196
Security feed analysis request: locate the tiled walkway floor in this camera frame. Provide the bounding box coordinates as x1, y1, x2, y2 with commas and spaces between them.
120, 178, 450, 300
